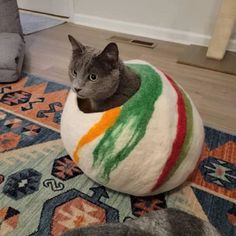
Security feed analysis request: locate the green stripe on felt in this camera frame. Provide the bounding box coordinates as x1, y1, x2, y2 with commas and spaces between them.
93, 64, 163, 182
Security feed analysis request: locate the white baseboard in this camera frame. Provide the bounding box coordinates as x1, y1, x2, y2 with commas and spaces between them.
73, 13, 236, 52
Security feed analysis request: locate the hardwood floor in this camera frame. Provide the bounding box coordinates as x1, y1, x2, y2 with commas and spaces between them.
23, 23, 236, 134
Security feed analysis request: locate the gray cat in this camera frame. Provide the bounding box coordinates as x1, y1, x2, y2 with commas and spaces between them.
68, 35, 140, 113
62, 208, 221, 236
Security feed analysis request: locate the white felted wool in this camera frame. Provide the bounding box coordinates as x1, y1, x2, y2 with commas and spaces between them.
61, 60, 204, 196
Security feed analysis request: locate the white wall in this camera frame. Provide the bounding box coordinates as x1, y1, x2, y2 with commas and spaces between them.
73, 0, 236, 50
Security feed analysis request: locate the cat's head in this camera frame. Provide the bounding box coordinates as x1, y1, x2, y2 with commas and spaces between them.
68, 35, 120, 100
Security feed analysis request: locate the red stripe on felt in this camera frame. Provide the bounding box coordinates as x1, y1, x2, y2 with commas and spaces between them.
151, 74, 187, 191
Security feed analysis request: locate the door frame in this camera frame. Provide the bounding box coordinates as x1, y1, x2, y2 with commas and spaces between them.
68, 0, 75, 21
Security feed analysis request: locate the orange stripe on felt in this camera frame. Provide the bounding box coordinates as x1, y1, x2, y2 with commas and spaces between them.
73, 107, 121, 163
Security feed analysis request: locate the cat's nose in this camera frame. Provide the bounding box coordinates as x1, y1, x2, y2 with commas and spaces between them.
74, 88, 82, 93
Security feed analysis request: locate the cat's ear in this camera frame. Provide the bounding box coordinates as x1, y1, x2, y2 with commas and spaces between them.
68, 35, 85, 53
97, 43, 119, 67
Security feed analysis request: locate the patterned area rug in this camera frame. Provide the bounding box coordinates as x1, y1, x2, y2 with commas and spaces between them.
0, 73, 235, 236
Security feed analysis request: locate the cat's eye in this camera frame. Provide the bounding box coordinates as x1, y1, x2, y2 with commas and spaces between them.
72, 70, 77, 77
88, 74, 97, 81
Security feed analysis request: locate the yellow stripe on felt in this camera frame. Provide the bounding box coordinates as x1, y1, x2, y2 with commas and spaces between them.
73, 107, 121, 163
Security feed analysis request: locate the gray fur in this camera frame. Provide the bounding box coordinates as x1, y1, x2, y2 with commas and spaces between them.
62, 224, 149, 236
68, 35, 141, 113
62, 208, 221, 236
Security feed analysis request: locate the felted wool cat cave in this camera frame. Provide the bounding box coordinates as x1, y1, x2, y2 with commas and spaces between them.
61, 60, 204, 196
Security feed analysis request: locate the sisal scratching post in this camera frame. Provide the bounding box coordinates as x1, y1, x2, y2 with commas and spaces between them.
206, 0, 236, 60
